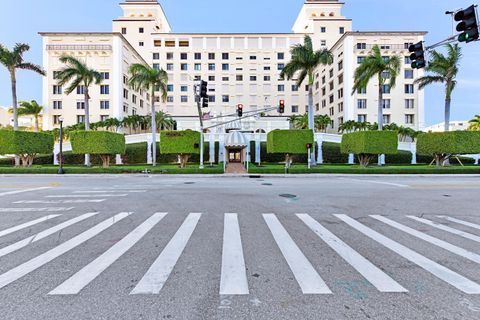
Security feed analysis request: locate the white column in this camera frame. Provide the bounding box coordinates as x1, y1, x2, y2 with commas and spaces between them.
53, 143, 59, 165
255, 133, 261, 164
209, 132, 215, 164
316, 134, 323, 164
147, 140, 153, 164
348, 154, 354, 164
219, 133, 225, 163
410, 143, 417, 165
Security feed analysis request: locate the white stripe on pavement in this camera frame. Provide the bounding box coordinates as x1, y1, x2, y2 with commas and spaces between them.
263, 214, 331, 294
339, 178, 409, 188
14, 200, 106, 204
72, 190, 146, 194
0, 215, 61, 238
372, 215, 480, 264
407, 216, 480, 243
0, 187, 52, 197
0, 207, 74, 212
0, 212, 132, 290
297, 214, 407, 292
131, 213, 201, 295
335, 214, 480, 294
49, 212, 167, 295
220, 213, 249, 295
46, 195, 127, 198
438, 216, 480, 231
0, 212, 99, 258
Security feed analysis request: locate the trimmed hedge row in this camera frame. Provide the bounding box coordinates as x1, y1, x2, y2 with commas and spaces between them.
160, 130, 200, 155
267, 130, 314, 154
341, 131, 398, 155
70, 131, 126, 155
0, 130, 53, 155
417, 131, 480, 155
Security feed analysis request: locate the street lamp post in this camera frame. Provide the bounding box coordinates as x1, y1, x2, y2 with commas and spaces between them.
58, 117, 65, 175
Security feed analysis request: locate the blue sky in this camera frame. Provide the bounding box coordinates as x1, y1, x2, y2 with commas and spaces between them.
0, 0, 479, 126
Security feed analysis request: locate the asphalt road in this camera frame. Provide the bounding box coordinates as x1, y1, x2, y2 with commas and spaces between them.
0, 174, 480, 320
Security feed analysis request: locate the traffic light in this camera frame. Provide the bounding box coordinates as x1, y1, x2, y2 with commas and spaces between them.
278, 100, 285, 114
455, 5, 479, 43
200, 80, 208, 98
408, 42, 426, 69
237, 104, 243, 117
202, 97, 209, 108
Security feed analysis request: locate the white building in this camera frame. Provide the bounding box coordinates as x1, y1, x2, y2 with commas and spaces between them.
41, 0, 426, 133
0, 106, 38, 129
424, 121, 470, 132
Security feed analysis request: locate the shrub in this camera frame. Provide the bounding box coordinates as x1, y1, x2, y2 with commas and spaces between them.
266, 130, 314, 166
160, 130, 201, 168
341, 131, 398, 166
417, 131, 480, 166
70, 131, 126, 167
0, 130, 54, 166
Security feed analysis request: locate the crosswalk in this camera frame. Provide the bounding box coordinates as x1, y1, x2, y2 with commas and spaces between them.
1, 212, 480, 297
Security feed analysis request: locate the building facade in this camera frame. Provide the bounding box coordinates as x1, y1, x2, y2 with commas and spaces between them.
41, 0, 426, 133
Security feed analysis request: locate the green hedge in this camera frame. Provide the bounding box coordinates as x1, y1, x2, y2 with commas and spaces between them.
160, 130, 201, 154
70, 131, 126, 155
267, 130, 314, 154
0, 130, 53, 155
417, 131, 480, 155
341, 131, 398, 155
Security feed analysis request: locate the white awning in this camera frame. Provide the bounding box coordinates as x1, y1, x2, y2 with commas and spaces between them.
225, 130, 248, 148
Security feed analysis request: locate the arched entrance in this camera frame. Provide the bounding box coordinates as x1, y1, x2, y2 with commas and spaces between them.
224, 130, 249, 173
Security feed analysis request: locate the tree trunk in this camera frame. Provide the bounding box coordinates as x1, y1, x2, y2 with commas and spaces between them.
377, 76, 384, 166
34, 115, 39, 132
84, 87, 91, 166
444, 98, 451, 132
10, 70, 20, 166
100, 155, 110, 168
307, 85, 316, 166
358, 154, 372, 167
150, 88, 157, 167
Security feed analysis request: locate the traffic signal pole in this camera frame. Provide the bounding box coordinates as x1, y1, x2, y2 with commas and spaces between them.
194, 82, 205, 169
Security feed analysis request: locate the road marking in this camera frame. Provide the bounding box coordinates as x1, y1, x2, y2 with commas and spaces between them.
220, 213, 249, 295
0, 207, 74, 212
0, 187, 52, 197
13, 200, 106, 204
297, 214, 407, 292
0, 215, 61, 238
131, 213, 201, 295
0, 212, 99, 258
371, 215, 480, 264
72, 190, 146, 194
339, 178, 409, 188
438, 216, 480, 231
0, 212, 132, 290
49, 212, 167, 295
335, 214, 480, 294
263, 214, 331, 294
407, 216, 480, 243
46, 195, 127, 198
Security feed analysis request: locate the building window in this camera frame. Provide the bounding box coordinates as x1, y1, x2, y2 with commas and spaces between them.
139, 27, 144, 33
167, 96, 174, 103
382, 99, 391, 109
208, 53, 215, 60
222, 76, 229, 81
357, 56, 365, 64
123, 104, 129, 113
250, 76, 257, 81
179, 41, 189, 47
76, 86, 85, 95
338, 102, 344, 112
53, 115, 61, 125
181, 96, 188, 103
123, 89, 129, 99
264, 66, 271, 71
236, 75, 243, 81
132, 94, 137, 104
405, 69, 414, 79
53, 85, 62, 95
100, 85, 109, 95
383, 114, 391, 124
101, 115, 109, 121
208, 95, 215, 102
208, 76, 215, 81
139, 42, 144, 47
153, 63, 160, 70
405, 114, 415, 124
77, 115, 85, 124
339, 27, 345, 34
100, 101, 110, 110
154, 40, 161, 47
181, 85, 188, 92
262, 76, 270, 82
357, 87, 367, 94
356, 43, 367, 50
329, 81, 334, 91
166, 52, 173, 60
405, 99, 415, 109
222, 63, 229, 71
166, 64, 174, 71
404, 42, 414, 49
180, 63, 188, 71
329, 107, 334, 116
329, 94, 334, 104
194, 53, 201, 60
338, 74, 343, 85
292, 105, 299, 113
357, 99, 367, 109
382, 85, 391, 94
329, 69, 334, 78
292, 85, 299, 92
180, 53, 188, 60
165, 40, 175, 47
250, 55, 257, 60
194, 63, 201, 71
277, 52, 284, 60
100, 72, 110, 80
208, 63, 216, 71
222, 95, 230, 103
140, 100, 144, 108
222, 53, 229, 60
121, 28, 126, 35
167, 84, 174, 92
321, 40, 326, 47
53, 101, 62, 110
405, 84, 414, 94
404, 56, 412, 64
278, 84, 285, 92
321, 27, 326, 33
338, 60, 343, 71
322, 100, 326, 108
357, 114, 367, 123
338, 88, 343, 99
53, 71, 60, 79
277, 63, 285, 71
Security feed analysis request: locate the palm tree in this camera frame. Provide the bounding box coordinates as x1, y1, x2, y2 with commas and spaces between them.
56, 55, 102, 166
281, 35, 333, 165
14, 100, 43, 132
352, 45, 401, 132
155, 111, 175, 131
128, 64, 168, 166
415, 44, 462, 132
315, 115, 331, 133
468, 115, 480, 131
292, 113, 331, 132
0, 43, 45, 130
338, 120, 357, 133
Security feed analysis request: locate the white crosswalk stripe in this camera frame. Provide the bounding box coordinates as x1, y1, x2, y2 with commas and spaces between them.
49, 212, 167, 295
335, 214, 480, 294
263, 214, 331, 294
0, 212, 99, 258
438, 216, 480, 231
14, 200, 106, 204
220, 213, 249, 295
46, 195, 127, 198
72, 190, 146, 194
372, 215, 480, 264
0, 207, 74, 212
0, 215, 61, 238
297, 214, 407, 292
131, 213, 202, 295
0, 212, 132, 290
407, 216, 480, 243
0, 187, 52, 197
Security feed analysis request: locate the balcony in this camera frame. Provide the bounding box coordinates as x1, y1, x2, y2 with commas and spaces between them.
354, 44, 409, 51
46, 45, 112, 51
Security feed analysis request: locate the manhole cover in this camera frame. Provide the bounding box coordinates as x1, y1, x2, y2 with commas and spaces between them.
184, 182, 195, 185
279, 194, 297, 199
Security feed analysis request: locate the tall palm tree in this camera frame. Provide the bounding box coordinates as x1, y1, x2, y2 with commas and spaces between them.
0, 43, 45, 130
352, 45, 401, 132
292, 113, 331, 133
56, 55, 102, 166
128, 64, 168, 166
315, 114, 331, 133
155, 111, 174, 131
338, 120, 357, 133
281, 35, 333, 165
16, 100, 43, 132
469, 115, 480, 131
415, 44, 462, 132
